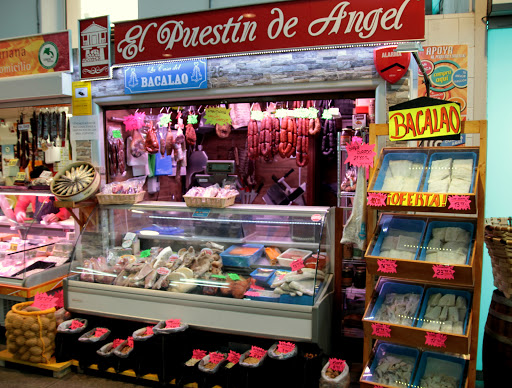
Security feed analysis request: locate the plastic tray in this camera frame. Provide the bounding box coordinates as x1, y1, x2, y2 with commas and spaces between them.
369, 281, 424, 326
276, 248, 313, 267
373, 152, 428, 191
417, 287, 472, 334
245, 289, 280, 303
267, 269, 291, 287
220, 244, 265, 267
411, 351, 466, 388
371, 216, 427, 260
250, 268, 276, 286
418, 220, 475, 265
365, 342, 419, 386
423, 151, 477, 193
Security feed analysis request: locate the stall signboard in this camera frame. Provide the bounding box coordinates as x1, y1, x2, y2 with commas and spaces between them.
114, 0, 425, 65
0, 31, 72, 78
79, 16, 112, 80
124, 60, 207, 94
388, 101, 461, 141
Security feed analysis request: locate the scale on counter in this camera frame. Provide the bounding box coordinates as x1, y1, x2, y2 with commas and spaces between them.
195, 160, 237, 187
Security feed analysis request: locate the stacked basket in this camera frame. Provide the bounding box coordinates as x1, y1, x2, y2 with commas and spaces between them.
484, 217, 512, 298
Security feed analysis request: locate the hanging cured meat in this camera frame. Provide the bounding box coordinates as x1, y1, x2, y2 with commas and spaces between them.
296, 118, 309, 167
145, 122, 160, 154
247, 119, 259, 160
130, 129, 145, 158
185, 123, 196, 146
165, 123, 175, 157
259, 116, 272, 158
322, 118, 336, 156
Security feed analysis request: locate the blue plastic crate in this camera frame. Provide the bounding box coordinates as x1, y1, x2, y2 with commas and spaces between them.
250, 268, 276, 286
373, 152, 428, 191
364, 342, 420, 387
369, 281, 424, 326
418, 220, 475, 265
245, 289, 280, 303
416, 287, 472, 334
423, 151, 477, 193
220, 244, 264, 267
371, 216, 427, 259
412, 351, 466, 388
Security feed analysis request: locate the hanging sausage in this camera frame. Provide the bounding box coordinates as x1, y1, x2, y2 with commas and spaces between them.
145, 121, 160, 154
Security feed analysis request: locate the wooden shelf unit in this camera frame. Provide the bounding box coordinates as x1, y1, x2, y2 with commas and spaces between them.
360, 120, 487, 388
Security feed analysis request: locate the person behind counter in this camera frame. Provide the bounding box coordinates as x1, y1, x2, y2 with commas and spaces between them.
14, 166, 70, 224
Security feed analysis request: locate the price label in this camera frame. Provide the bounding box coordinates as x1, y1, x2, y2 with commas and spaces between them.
9, 243, 18, 251
448, 195, 471, 211
321, 110, 333, 120
192, 208, 211, 218
123, 232, 136, 242
193, 349, 207, 360
15, 172, 26, 181
371, 323, 392, 338
344, 140, 376, 168
187, 114, 198, 125
228, 273, 241, 281
244, 291, 261, 297
70, 320, 84, 330
127, 336, 134, 348
251, 284, 265, 291
18, 123, 31, 131
94, 328, 108, 338
227, 350, 241, 365
249, 346, 266, 359
201, 248, 213, 256
290, 258, 305, 272
39, 170, 53, 179
140, 249, 151, 258
377, 259, 398, 274
367, 192, 388, 207
277, 341, 295, 354
328, 358, 346, 372
250, 111, 264, 121
307, 107, 319, 119
209, 352, 224, 364
165, 319, 181, 329
425, 332, 447, 348
275, 109, 291, 118
112, 129, 122, 138
32, 293, 57, 310
8, 158, 19, 167
211, 274, 226, 279
432, 265, 455, 280
113, 338, 124, 348
157, 267, 170, 276
53, 290, 64, 309
145, 326, 154, 336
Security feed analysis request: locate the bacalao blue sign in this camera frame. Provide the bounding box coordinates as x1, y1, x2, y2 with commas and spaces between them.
124, 59, 207, 94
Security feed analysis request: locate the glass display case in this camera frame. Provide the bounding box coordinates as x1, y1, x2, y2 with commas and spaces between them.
65, 202, 335, 350
0, 191, 75, 287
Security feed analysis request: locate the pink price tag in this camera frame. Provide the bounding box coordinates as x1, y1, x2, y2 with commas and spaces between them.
193, 349, 207, 360
146, 326, 154, 336
94, 328, 108, 338
328, 358, 346, 372
448, 195, 471, 210
227, 350, 241, 365
209, 352, 225, 364
425, 332, 447, 348
54, 290, 64, 309
245, 291, 261, 297
377, 259, 397, 273
32, 293, 57, 311
371, 323, 391, 338
251, 284, 265, 291
127, 336, 134, 348
157, 267, 170, 276
70, 320, 84, 330
113, 338, 124, 348
344, 140, 376, 168
367, 192, 388, 207
165, 319, 181, 329
277, 341, 295, 354
249, 346, 266, 359
432, 265, 455, 280
290, 258, 305, 272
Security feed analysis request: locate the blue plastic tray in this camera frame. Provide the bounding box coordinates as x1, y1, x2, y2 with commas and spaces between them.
418, 220, 475, 264
423, 151, 477, 193
371, 215, 427, 259
373, 152, 428, 191
417, 287, 472, 334
220, 244, 264, 267
245, 289, 280, 303
412, 351, 466, 388
369, 281, 424, 325
267, 269, 291, 287
365, 342, 420, 386
250, 268, 276, 286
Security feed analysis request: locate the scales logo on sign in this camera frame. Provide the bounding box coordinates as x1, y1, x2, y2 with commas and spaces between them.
38, 41, 59, 69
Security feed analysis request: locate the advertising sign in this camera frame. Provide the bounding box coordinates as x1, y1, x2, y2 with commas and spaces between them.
79, 16, 111, 80
0, 31, 72, 78
374, 45, 411, 84
124, 60, 207, 94
114, 0, 425, 65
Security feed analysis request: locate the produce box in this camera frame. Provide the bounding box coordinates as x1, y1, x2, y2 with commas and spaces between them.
412, 351, 466, 388
423, 151, 477, 193
220, 244, 264, 267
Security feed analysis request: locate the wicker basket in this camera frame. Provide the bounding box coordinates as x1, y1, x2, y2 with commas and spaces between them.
183, 194, 237, 208
96, 191, 146, 205
484, 218, 512, 298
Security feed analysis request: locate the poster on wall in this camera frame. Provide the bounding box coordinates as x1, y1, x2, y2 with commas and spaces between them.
417, 45, 468, 119
0, 31, 72, 79
79, 16, 112, 80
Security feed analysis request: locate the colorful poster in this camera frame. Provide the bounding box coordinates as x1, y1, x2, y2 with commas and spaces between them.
0, 31, 72, 78
418, 45, 468, 119
79, 16, 111, 80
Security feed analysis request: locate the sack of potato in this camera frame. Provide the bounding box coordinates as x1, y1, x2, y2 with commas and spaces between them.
5, 301, 57, 364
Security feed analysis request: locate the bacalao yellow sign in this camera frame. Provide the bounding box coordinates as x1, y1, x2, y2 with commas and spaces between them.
388, 102, 461, 141
0, 31, 71, 78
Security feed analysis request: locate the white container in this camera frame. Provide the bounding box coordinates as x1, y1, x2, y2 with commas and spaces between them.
276, 248, 313, 267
